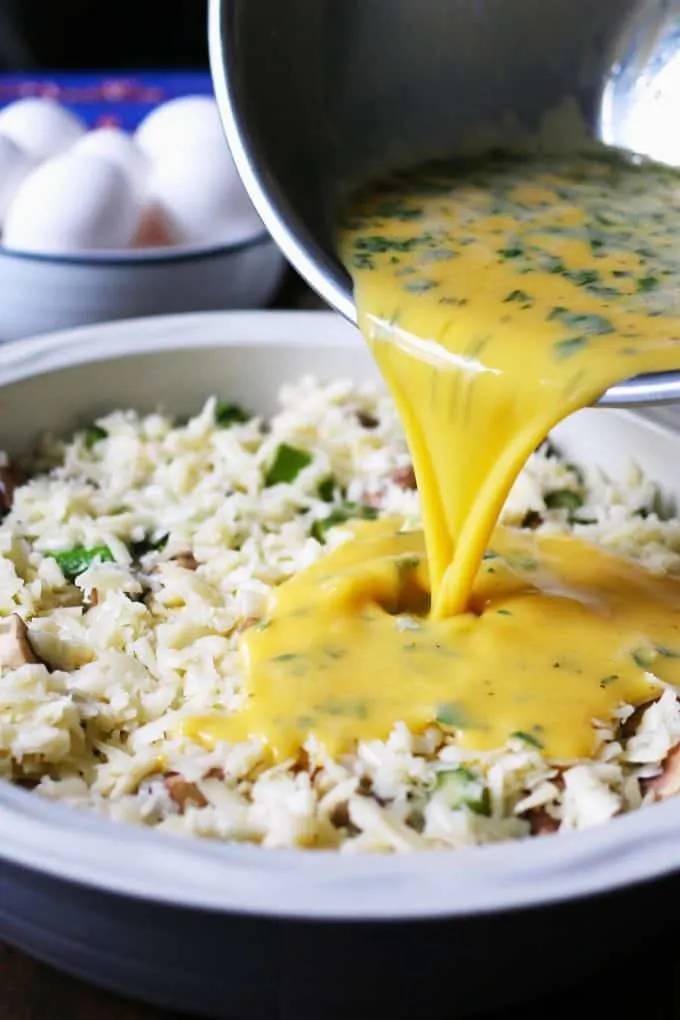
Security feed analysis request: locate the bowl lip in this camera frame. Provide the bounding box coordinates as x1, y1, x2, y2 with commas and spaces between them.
2, 308, 680, 922
0, 230, 272, 267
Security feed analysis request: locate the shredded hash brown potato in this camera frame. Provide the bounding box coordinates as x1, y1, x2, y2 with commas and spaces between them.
1, 376, 680, 852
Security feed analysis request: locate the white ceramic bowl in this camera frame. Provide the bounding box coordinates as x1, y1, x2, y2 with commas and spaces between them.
0, 236, 285, 342
1, 310, 680, 1019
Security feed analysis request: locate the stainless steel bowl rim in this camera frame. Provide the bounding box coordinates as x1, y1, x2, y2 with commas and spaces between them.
208, 0, 680, 408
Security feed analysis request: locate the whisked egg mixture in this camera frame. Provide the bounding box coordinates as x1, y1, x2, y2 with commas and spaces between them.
6, 144, 680, 850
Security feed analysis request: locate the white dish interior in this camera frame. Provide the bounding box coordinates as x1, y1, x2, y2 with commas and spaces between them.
1, 309, 680, 921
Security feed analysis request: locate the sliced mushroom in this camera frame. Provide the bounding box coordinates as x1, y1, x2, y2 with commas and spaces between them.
172, 552, 198, 571
0, 462, 20, 515
329, 801, 351, 828
391, 465, 417, 490
646, 744, 680, 801
0, 614, 38, 669
619, 699, 659, 741
164, 774, 208, 811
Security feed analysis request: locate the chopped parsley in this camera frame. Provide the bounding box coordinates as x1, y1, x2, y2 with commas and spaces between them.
402, 278, 438, 293
510, 727, 545, 749
435, 702, 471, 728
547, 307, 614, 335
554, 336, 589, 359
498, 245, 524, 260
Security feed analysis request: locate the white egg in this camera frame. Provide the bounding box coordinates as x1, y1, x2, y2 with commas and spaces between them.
134, 96, 224, 161
132, 202, 179, 248
4, 152, 140, 253
0, 134, 36, 227
0, 98, 86, 161
73, 128, 149, 198
145, 134, 263, 246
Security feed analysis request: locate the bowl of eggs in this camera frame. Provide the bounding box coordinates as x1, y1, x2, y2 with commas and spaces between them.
0, 93, 285, 341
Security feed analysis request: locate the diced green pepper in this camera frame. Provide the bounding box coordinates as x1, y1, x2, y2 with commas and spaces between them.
265, 444, 313, 486
544, 489, 584, 512
317, 477, 336, 502
311, 502, 378, 542
215, 401, 250, 428
47, 545, 114, 581
437, 766, 490, 815
129, 533, 169, 559
84, 425, 107, 449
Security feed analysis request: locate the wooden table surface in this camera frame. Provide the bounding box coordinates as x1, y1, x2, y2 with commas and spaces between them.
2, 273, 677, 1019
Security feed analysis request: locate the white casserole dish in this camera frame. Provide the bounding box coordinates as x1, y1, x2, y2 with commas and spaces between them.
1, 310, 680, 1018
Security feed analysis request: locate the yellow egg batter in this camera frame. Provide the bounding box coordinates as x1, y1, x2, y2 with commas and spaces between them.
188, 148, 680, 763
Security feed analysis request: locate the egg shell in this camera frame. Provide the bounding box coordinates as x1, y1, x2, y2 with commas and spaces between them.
73, 128, 149, 199
0, 134, 36, 226
134, 96, 225, 162
3, 152, 141, 253
145, 135, 263, 247
0, 97, 86, 161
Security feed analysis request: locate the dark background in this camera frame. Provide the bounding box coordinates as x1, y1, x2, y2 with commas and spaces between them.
0, 0, 209, 71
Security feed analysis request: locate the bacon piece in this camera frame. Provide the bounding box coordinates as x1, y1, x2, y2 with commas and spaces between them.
528, 807, 560, 836
165, 774, 208, 811
646, 744, 680, 801
391, 465, 417, 490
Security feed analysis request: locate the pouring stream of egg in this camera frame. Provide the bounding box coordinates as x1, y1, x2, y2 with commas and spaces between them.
187, 146, 680, 765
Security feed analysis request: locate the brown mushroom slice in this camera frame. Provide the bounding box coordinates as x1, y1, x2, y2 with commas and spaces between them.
0, 614, 38, 669
164, 774, 208, 811
646, 744, 680, 801
391, 465, 417, 490
173, 552, 198, 571
619, 699, 660, 741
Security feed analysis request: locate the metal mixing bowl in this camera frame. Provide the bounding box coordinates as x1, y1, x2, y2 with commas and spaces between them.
209, 0, 680, 406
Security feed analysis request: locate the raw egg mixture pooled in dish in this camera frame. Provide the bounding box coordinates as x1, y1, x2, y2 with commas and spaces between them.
197, 148, 680, 772
5, 149, 680, 851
